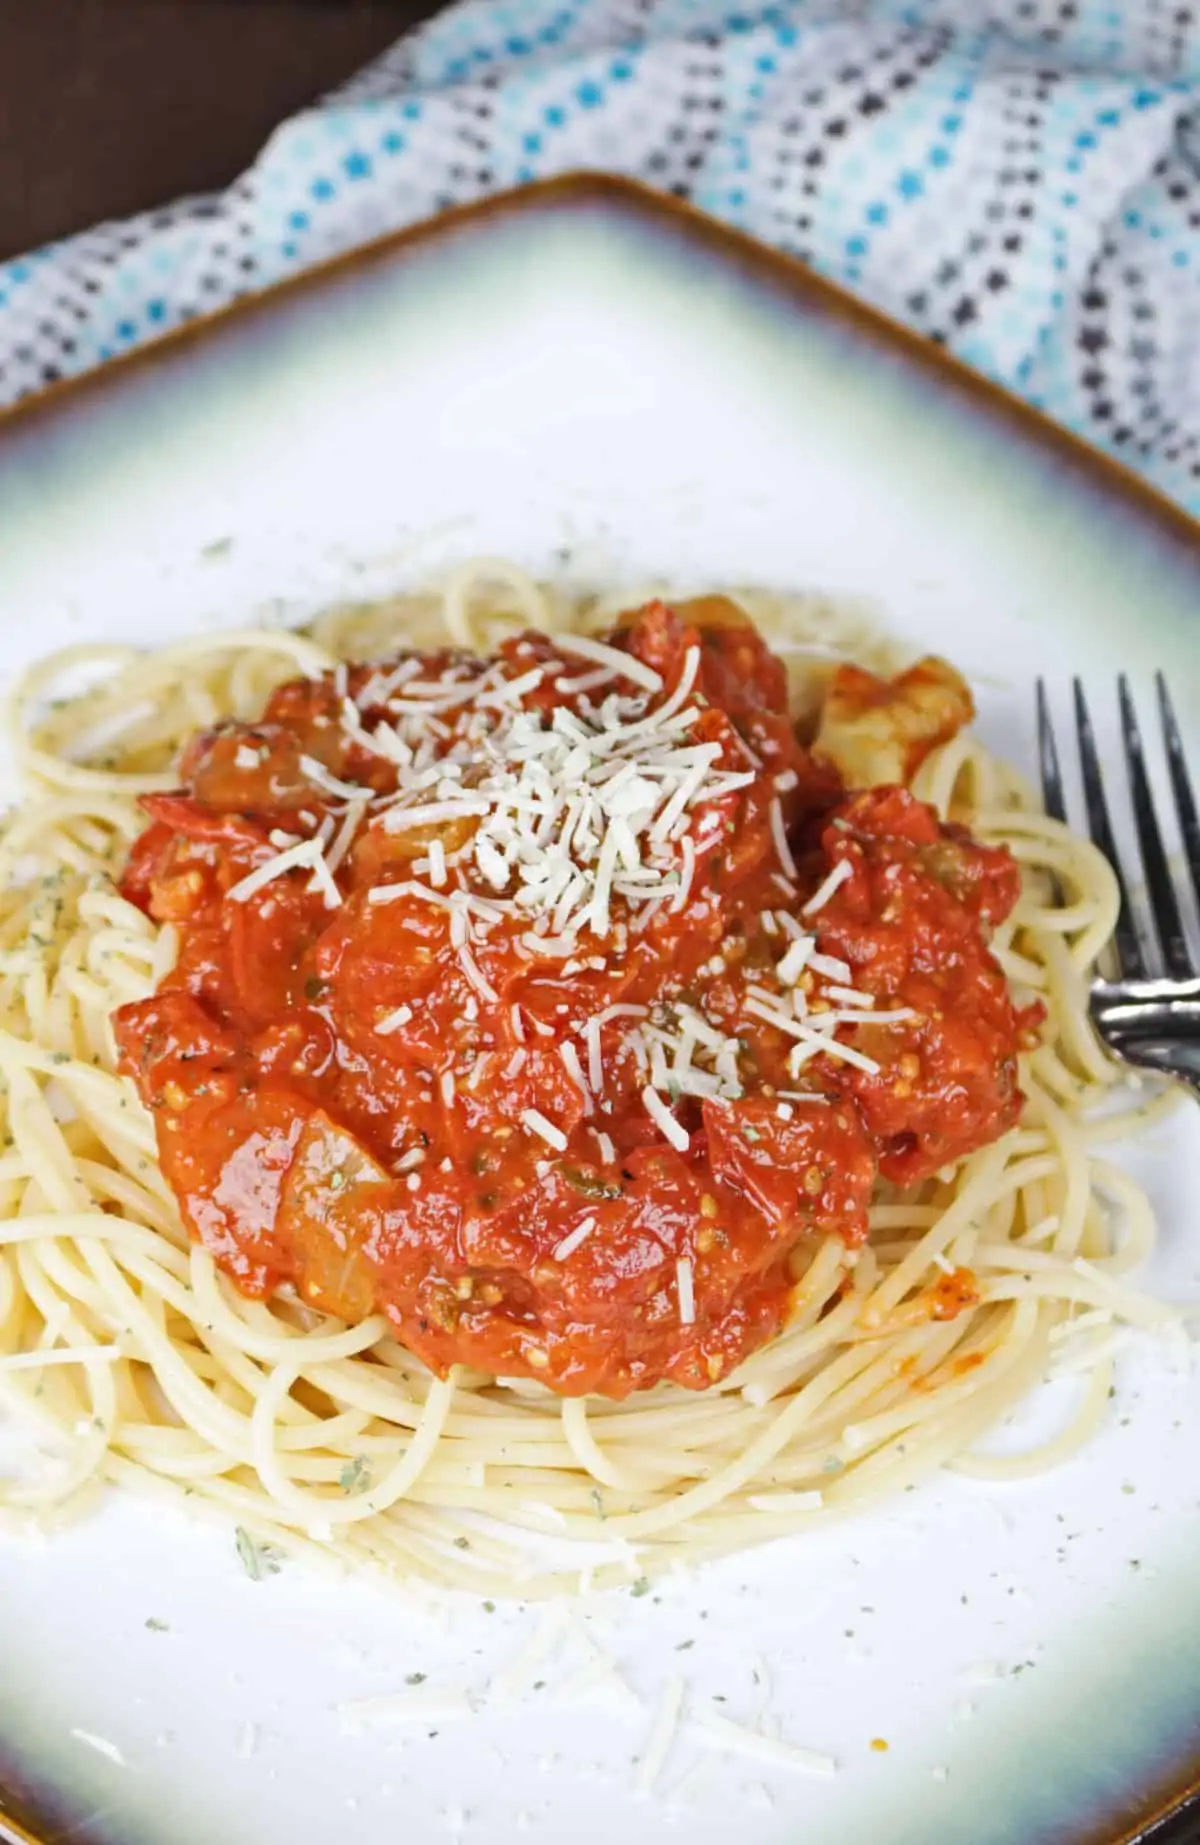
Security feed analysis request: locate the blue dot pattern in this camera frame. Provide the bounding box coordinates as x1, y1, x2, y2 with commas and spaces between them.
2, 0, 1199, 510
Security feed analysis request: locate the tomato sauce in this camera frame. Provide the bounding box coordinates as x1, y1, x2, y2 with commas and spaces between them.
114, 603, 1035, 1397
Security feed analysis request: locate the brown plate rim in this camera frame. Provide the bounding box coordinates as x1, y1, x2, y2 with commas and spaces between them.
1, 170, 1197, 1845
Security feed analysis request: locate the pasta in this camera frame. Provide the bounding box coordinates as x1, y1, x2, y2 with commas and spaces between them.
0, 566, 1179, 1599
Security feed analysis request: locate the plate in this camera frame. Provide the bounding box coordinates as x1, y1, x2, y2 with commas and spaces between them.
1, 176, 1199, 1845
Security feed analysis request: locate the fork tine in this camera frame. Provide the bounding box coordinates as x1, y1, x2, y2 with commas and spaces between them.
1073, 678, 1147, 980
1035, 679, 1066, 823
1118, 675, 1192, 980
1156, 671, 1200, 920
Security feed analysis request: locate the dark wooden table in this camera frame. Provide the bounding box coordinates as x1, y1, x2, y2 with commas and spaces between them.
0, 1, 439, 261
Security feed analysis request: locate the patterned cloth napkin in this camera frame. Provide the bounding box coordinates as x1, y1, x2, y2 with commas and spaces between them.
2, 1, 1198, 512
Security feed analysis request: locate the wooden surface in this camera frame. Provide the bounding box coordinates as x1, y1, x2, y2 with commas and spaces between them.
0, 1, 437, 261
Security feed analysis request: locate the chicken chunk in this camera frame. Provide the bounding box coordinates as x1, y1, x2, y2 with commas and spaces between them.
813, 656, 974, 788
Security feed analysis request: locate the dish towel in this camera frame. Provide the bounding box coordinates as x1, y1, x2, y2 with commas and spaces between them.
2, 1, 1198, 515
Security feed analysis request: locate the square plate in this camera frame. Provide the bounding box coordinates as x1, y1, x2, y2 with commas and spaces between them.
1, 176, 1199, 1845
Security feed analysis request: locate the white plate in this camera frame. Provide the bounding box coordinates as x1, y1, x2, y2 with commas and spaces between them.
1, 179, 1198, 1845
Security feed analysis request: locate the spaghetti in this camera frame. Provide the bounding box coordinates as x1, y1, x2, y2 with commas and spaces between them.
0, 565, 1180, 1599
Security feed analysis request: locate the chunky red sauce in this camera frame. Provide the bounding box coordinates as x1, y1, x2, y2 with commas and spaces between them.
114, 602, 1035, 1397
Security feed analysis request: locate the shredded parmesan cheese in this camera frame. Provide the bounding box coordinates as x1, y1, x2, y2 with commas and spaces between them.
643, 1086, 689, 1152
559, 1041, 592, 1112
298, 754, 365, 801
553, 1217, 597, 1262
768, 796, 797, 879
636, 1676, 685, 1795
776, 935, 814, 985
802, 857, 854, 916
555, 632, 663, 692
227, 838, 335, 906
70, 1729, 126, 1767
521, 1109, 568, 1153
692, 1709, 837, 1778
676, 1257, 695, 1325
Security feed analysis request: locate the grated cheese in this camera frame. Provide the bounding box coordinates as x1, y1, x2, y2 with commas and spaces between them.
553, 1217, 597, 1262
559, 1041, 592, 1113
653, 644, 701, 723
299, 754, 366, 801
221, 633, 935, 1202
672, 835, 696, 913
227, 838, 337, 906
492, 1604, 570, 1703
355, 656, 421, 709
481, 665, 545, 705
521, 1108, 568, 1153
822, 984, 873, 1007
458, 943, 499, 1004
829, 1006, 915, 1025
556, 665, 618, 694
555, 632, 663, 692
692, 1709, 837, 1778
584, 1016, 604, 1093
790, 1033, 880, 1075
676, 1257, 696, 1325
643, 1086, 689, 1152
325, 797, 368, 874
596, 1003, 649, 1027
768, 797, 797, 879
802, 857, 854, 915
346, 643, 753, 951
807, 951, 852, 982
636, 1676, 685, 1795
70, 1729, 126, 1767
776, 935, 814, 985
958, 1662, 1005, 1686
306, 853, 342, 910
383, 799, 490, 833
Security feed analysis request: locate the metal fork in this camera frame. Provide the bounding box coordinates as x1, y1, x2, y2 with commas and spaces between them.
1036, 673, 1200, 1101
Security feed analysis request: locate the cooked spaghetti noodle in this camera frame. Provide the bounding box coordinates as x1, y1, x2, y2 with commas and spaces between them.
0, 565, 1179, 1599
